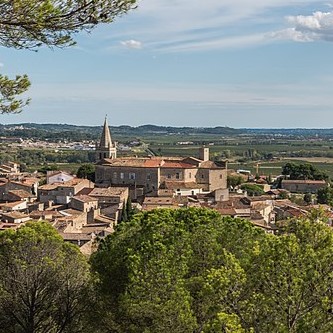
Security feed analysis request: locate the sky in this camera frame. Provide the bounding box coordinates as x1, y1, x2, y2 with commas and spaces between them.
1, 0, 333, 128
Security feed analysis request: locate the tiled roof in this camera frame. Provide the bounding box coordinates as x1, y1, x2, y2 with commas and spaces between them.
8, 189, 34, 198
161, 161, 196, 169
72, 195, 97, 203
2, 211, 30, 219
89, 187, 128, 197
281, 180, 326, 184
59, 233, 92, 241
59, 209, 83, 216
39, 178, 89, 190
143, 197, 174, 205
1, 201, 26, 208
102, 158, 163, 168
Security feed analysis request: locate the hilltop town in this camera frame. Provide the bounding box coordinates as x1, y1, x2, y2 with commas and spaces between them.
0, 118, 331, 254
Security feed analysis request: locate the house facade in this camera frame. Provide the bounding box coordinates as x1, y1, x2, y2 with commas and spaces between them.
94, 120, 227, 198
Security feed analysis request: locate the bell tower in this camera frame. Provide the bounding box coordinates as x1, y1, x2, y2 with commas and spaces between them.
96, 116, 117, 161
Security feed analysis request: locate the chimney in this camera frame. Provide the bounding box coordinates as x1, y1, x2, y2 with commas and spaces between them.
199, 146, 209, 161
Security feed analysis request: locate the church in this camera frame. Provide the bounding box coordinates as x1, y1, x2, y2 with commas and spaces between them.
95, 118, 228, 200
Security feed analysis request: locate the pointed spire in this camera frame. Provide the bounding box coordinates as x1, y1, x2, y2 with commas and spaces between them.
99, 116, 113, 148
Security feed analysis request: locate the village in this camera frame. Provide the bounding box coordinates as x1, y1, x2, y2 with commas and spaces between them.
0, 118, 330, 254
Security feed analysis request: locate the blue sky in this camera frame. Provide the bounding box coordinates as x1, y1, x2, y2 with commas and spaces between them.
1, 0, 333, 128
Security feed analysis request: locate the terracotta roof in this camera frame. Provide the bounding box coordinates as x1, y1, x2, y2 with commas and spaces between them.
215, 208, 237, 216
2, 211, 30, 219
20, 177, 39, 185
0, 222, 21, 230
1, 201, 26, 209
102, 157, 163, 168
59, 209, 83, 216
72, 195, 98, 203
30, 210, 60, 219
39, 183, 59, 190
58, 178, 91, 187
39, 178, 90, 190
59, 233, 93, 241
89, 187, 128, 197
199, 160, 219, 168
9, 181, 31, 188
161, 161, 196, 169
143, 197, 174, 205
8, 189, 34, 198
94, 214, 115, 224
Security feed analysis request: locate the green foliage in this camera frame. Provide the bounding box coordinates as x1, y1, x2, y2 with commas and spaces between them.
227, 175, 244, 188
317, 186, 333, 206
0, 221, 90, 333
120, 197, 135, 222
282, 162, 329, 181
0, 0, 137, 113
0, 0, 137, 50
0, 74, 30, 114
240, 183, 265, 196
90, 208, 264, 332
304, 192, 312, 204
77, 163, 95, 181
38, 163, 59, 174
91, 207, 333, 332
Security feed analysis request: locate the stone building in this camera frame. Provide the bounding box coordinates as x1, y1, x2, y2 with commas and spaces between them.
96, 117, 117, 161
281, 179, 326, 193
38, 178, 94, 204
94, 119, 228, 199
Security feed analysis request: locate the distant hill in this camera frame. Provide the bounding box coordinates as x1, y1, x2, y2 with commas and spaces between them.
1, 123, 333, 142
0, 123, 244, 141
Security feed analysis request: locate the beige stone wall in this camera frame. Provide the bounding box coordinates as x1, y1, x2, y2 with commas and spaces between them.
160, 168, 184, 182
70, 199, 98, 212
208, 169, 228, 192
96, 166, 160, 192
196, 168, 210, 191
281, 182, 326, 193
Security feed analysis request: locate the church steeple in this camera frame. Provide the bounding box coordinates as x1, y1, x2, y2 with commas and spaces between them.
99, 116, 113, 149
96, 116, 117, 162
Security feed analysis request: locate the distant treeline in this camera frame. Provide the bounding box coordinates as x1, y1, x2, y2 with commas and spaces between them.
0, 123, 243, 142
1, 123, 333, 142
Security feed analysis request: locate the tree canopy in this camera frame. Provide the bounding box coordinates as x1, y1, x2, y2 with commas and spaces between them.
0, 221, 90, 333
90, 207, 333, 333
77, 163, 95, 181
282, 162, 329, 181
0, 0, 137, 113
240, 183, 265, 196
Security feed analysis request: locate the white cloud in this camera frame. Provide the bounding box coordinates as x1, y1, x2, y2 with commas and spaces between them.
0, 62, 4, 67
270, 10, 333, 42
105, 0, 327, 52
120, 39, 143, 49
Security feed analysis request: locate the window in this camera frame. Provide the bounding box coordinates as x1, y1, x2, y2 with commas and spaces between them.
220, 174, 223, 179
129, 172, 136, 180
176, 173, 180, 179
120, 172, 124, 179
189, 172, 192, 178
167, 174, 171, 179
201, 174, 204, 179
113, 172, 117, 179
147, 173, 151, 181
